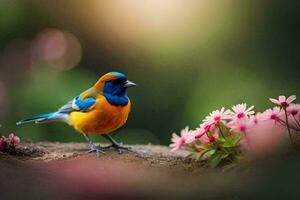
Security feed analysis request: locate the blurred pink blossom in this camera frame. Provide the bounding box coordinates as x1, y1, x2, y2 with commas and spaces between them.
287, 104, 300, 130
270, 95, 296, 107
227, 118, 252, 134
9, 133, 21, 145
0, 137, 9, 151
287, 104, 300, 116
0, 133, 21, 151
249, 113, 264, 125
261, 107, 283, 121
245, 120, 286, 156
52, 158, 141, 198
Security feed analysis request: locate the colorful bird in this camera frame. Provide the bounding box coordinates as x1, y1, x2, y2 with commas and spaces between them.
17, 72, 136, 156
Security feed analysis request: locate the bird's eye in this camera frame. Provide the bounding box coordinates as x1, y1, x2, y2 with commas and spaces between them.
112, 79, 125, 85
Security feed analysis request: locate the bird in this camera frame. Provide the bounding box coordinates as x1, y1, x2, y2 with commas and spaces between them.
17, 72, 136, 156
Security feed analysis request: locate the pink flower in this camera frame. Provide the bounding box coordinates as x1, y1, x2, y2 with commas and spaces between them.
194, 122, 219, 144
196, 128, 218, 144
227, 118, 252, 133
229, 103, 255, 120
170, 133, 184, 151
0, 133, 21, 151
194, 121, 214, 139
249, 113, 263, 125
270, 95, 296, 107
287, 104, 300, 129
261, 107, 283, 121
170, 127, 195, 151
9, 133, 20, 145
203, 107, 231, 125
194, 127, 206, 140
200, 134, 217, 144
0, 138, 8, 151
287, 104, 300, 116
245, 120, 286, 157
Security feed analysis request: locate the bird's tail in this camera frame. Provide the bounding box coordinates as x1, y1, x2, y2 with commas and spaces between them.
16, 112, 68, 125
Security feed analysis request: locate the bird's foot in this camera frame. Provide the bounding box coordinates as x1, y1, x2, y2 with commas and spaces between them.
100, 143, 133, 154
88, 144, 105, 157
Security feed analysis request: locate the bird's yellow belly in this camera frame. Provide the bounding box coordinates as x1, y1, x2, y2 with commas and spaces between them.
69, 97, 131, 135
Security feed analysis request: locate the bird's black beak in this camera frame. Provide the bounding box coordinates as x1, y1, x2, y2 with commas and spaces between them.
124, 80, 137, 88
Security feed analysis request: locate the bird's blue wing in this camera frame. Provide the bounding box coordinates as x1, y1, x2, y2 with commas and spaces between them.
58, 96, 97, 113
73, 96, 97, 112
57, 100, 74, 113
17, 92, 98, 125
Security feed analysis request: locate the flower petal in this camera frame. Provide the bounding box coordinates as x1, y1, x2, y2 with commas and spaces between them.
246, 105, 254, 112
270, 98, 280, 105
287, 95, 296, 104
279, 95, 286, 102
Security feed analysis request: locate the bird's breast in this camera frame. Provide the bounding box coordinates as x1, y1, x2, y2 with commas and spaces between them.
69, 95, 131, 134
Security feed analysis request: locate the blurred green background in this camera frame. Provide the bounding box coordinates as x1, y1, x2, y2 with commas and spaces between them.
0, 0, 299, 145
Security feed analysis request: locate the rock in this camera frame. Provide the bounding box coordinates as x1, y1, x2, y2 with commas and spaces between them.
8, 142, 204, 170
2, 142, 298, 199
0, 142, 209, 199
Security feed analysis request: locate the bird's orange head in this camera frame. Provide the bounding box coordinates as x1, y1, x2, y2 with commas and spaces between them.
94, 72, 136, 92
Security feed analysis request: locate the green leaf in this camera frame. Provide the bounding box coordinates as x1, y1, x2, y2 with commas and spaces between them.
232, 134, 244, 146
222, 134, 244, 148
222, 138, 234, 148
208, 151, 223, 168
214, 139, 224, 145
218, 122, 228, 138
196, 148, 215, 160
207, 131, 212, 138
221, 152, 230, 159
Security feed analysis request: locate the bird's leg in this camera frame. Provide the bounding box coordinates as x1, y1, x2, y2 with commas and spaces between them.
102, 135, 132, 154
83, 133, 105, 157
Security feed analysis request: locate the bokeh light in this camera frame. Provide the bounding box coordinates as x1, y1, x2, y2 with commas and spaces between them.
87, 0, 235, 54
0, 39, 31, 83
0, 81, 9, 119
30, 29, 82, 71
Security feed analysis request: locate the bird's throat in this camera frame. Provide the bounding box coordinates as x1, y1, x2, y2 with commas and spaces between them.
103, 93, 129, 106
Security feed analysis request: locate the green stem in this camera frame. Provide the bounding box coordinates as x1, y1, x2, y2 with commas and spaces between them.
284, 107, 293, 145
217, 124, 225, 139
293, 115, 300, 129
278, 118, 299, 131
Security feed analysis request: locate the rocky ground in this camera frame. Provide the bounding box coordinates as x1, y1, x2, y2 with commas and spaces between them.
6, 142, 204, 169
0, 142, 300, 200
